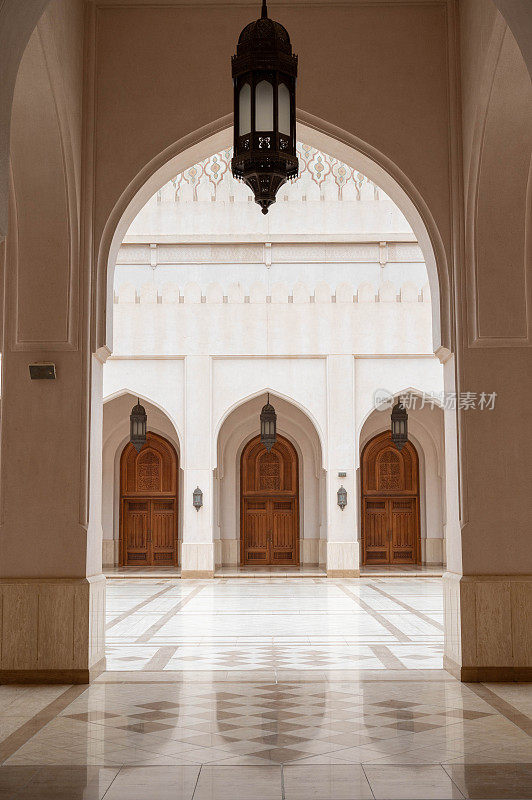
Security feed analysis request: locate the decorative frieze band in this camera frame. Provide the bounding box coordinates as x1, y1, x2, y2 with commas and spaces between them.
114, 280, 431, 305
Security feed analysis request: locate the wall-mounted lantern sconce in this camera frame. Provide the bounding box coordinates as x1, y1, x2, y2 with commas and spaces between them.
391, 398, 408, 451
337, 486, 347, 510
130, 398, 147, 453
193, 487, 203, 511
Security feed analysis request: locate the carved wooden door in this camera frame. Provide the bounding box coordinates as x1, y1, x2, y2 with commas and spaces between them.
150, 498, 178, 565
120, 432, 178, 566
123, 499, 150, 563
242, 499, 269, 562
241, 435, 299, 566
361, 432, 420, 565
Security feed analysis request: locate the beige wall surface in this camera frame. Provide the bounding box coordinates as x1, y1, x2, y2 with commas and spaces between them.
0, 0, 530, 680
90, 1, 455, 348
1, 0, 90, 579
456, 0, 532, 576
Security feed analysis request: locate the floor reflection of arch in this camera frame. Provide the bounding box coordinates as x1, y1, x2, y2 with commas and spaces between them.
120, 431, 178, 566
240, 434, 299, 566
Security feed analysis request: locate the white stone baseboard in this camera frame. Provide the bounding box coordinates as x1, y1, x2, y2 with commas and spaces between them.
214, 539, 222, 569
102, 539, 118, 567
421, 537, 445, 565
221, 539, 239, 567
326, 541, 359, 577
300, 538, 319, 565
443, 571, 532, 681
181, 542, 214, 578
319, 539, 327, 569
0, 575, 106, 683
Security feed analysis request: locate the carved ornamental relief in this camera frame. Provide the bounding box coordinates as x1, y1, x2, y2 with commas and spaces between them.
137, 450, 161, 492
258, 452, 281, 491
377, 450, 401, 491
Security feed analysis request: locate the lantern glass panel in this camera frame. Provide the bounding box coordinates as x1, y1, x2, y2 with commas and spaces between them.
278, 83, 290, 135
255, 80, 274, 130
239, 83, 251, 135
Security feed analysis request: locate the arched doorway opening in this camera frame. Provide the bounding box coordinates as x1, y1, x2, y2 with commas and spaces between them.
361, 430, 420, 566
120, 431, 178, 566
215, 392, 325, 570
240, 434, 299, 566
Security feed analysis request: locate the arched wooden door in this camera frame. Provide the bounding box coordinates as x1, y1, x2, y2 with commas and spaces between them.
361, 431, 420, 565
120, 432, 178, 566
240, 434, 299, 566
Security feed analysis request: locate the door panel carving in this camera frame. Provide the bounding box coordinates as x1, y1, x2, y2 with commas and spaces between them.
361, 431, 420, 565
120, 432, 178, 566
241, 435, 299, 566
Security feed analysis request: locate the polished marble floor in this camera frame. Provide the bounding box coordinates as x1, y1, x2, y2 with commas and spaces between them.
0, 578, 530, 799
105, 577, 445, 673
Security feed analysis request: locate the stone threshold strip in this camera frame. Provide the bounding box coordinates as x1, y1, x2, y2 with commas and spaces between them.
0, 685, 87, 764
335, 583, 411, 643
367, 580, 444, 632
106, 582, 182, 630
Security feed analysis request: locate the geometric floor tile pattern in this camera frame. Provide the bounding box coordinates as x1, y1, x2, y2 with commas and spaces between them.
0, 579, 530, 798
105, 577, 445, 672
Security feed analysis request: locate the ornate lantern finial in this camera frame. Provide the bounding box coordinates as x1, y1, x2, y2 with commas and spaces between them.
130, 398, 147, 453
231, 0, 298, 214
391, 398, 408, 451
260, 392, 277, 451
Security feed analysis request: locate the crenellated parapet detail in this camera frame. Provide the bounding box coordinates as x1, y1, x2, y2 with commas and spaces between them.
114, 280, 431, 305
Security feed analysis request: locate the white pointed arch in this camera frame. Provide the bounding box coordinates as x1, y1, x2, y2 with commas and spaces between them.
213, 387, 326, 472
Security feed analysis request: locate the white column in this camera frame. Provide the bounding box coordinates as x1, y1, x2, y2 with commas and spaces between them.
181, 355, 214, 577
325, 355, 358, 576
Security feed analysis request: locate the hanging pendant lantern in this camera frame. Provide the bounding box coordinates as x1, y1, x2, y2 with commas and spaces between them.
391, 399, 408, 451
130, 398, 147, 453
260, 393, 277, 451
231, 0, 298, 214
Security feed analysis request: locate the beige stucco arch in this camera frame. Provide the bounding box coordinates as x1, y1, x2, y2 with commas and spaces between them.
97, 116, 449, 356
2, 0, 531, 245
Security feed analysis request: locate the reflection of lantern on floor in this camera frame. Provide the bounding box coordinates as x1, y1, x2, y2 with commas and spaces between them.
231, 0, 298, 214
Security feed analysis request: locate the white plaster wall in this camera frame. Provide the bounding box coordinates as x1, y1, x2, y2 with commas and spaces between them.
111, 296, 434, 360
